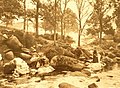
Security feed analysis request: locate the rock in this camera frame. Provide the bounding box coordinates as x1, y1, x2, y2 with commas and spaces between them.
109, 46, 115, 51
37, 66, 55, 74
115, 50, 120, 57
3, 62, 16, 74
30, 54, 49, 68
45, 48, 59, 61
116, 43, 120, 49
30, 69, 38, 75
13, 31, 35, 48
87, 63, 105, 72
1, 85, 15, 88
35, 44, 42, 52
21, 48, 31, 54
24, 33, 35, 48
107, 52, 116, 58
88, 83, 98, 88
102, 57, 114, 71
35, 36, 48, 45
4, 50, 14, 61
41, 34, 53, 40
12, 58, 30, 75
81, 69, 91, 76
0, 54, 2, 61
64, 49, 75, 58
116, 57, 120, 62
30, 53, 40, 62
29, 57, 39, 69
1, 34, 8, 42
59, 82, 77, 88
6, 35, 23, 51
0, 54, 3, 70
67, 71, 88, 76
19, 53, 32, 60
13, 30, 24, 44
44, 46, 64, 61
40, 56, 49, 66
50, 55, 85, 71
36, 56, 49, 68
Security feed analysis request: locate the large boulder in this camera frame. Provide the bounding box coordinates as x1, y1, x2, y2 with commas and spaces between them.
13, 58, 30, 75
44, 45, 75, 61
4, 58, 30, 76
24, 33, 36, 48
44, 46, 64, 61
3, 49, 15, 63
14, 30, 36, 48
6, 35, 23, 51
63, 49, 75, 58
4, 49, 14, 61
50, 55, 85, 71
13, 30, 24, 44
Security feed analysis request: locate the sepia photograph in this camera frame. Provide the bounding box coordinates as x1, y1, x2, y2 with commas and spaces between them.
0, 0, 120, 88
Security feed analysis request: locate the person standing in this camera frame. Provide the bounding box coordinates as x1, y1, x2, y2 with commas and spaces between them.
93, 48, 98, 63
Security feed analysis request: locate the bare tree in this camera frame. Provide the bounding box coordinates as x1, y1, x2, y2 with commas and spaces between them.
75, 0, 93, 46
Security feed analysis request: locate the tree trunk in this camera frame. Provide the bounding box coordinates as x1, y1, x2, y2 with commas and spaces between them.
36, 1, 39, 36
23, 0, 26, 31
54, 0, 57, 45
63, 21, 66, 40
99, 17, 103, 45
27, 19, 28, 32
78, 29, 81, 46
78, 8, 81, 46
61, 17, 64, 40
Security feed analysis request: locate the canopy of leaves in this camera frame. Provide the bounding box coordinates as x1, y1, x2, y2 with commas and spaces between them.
112, 0, 120, 28
40, 1, 78, 33
37, 0, 61, 27
87, 0, 114, 35
3, 0, 22, 13
64, 8, 78, 32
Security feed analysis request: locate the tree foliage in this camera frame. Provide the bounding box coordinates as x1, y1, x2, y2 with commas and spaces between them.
2, 0, 22, 15
64, 8, 78, 33
87, 0, 113, 43
112, 0, 120, 28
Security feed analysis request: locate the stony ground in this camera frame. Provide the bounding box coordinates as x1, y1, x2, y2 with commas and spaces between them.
0, 67, 120, 88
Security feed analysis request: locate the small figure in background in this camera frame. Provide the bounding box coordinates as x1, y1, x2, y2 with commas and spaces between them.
93, 48, 98, 63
